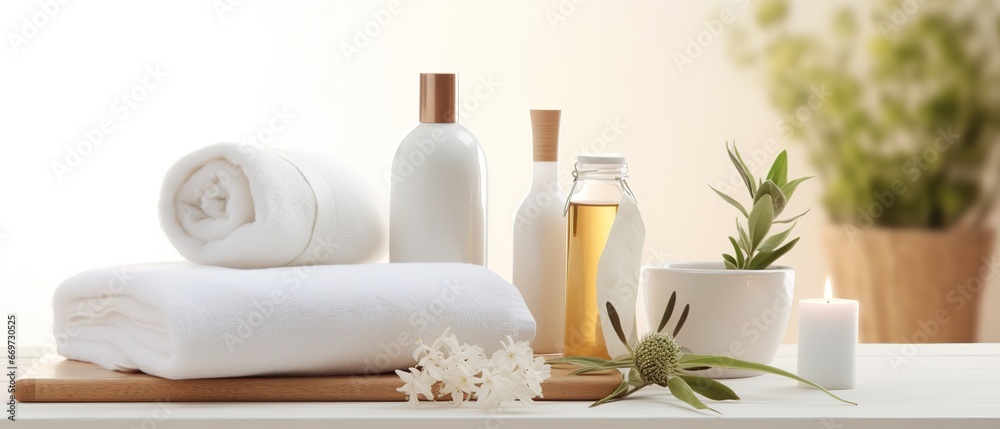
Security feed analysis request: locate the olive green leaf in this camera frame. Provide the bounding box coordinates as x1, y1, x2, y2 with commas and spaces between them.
667, 376, 719, 414
749, 237, 800, 269
620, 384, 648, 400
628, 368, 643, 385
726, 142, 756, 198
672, 304, 690, 337
548, 355, 612, 371
779, 176, 812, 200
569, 359, 634, 375
678, 354, 856, 405
758, 222, 796, 253
657, 291, 677, 334
728, 236, 745, 267
730, 143, 758, 197
736, 219, 751, 253
747, 195, 774, 252
677, 375, 740, 401
562, 353, 633, 375
590, 379, 630, 408
723, 254, 738, 269
766, 150, 788, 186
590, 372, 651, 408
606, 301, 631, 352
596, 384, 648, 407
680, 366, 712, 372
710, 185, 750, 218
773, 207, 811, 224
754, 180, 788, 216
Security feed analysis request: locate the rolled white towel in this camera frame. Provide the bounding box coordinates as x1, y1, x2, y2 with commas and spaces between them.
53, 262, 536, 379
159, 143, 384, 268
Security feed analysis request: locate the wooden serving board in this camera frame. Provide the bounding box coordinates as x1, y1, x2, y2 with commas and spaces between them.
16, 357, 621, 402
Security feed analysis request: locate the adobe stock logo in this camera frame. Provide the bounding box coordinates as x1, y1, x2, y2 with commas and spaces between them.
340, 0, 403, 63
7, 0, 70, 54
877, 0, 927, 39
672, 0, 749, 72
213, 0, 246, 21
51, 65, 169, 182
545, 0, 587, 31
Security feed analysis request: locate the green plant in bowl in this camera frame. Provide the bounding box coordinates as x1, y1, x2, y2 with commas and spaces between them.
710, 142, 811, 269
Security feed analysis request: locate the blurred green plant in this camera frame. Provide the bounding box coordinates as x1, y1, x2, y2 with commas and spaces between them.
731, 0, 1000, 228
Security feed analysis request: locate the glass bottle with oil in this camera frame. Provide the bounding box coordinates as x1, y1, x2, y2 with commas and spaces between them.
563, 154, 633, 359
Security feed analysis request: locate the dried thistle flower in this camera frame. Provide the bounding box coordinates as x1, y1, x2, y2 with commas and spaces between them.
633, 332, 681, 387
552, 293, 855, 413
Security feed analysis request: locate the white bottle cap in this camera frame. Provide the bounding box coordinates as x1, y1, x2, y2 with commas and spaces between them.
577, 153, 626, 165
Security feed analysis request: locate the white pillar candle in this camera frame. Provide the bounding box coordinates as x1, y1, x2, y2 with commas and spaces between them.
797, 278, 858, 390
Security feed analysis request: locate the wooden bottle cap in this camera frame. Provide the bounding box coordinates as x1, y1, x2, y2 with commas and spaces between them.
419, 73, 457, 123
530, 109, 561, 162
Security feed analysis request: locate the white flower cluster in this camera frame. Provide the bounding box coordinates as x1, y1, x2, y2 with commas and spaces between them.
395, 328, 551, 409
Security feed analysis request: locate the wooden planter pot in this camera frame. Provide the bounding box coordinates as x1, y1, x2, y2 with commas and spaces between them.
823, 225, 994, 343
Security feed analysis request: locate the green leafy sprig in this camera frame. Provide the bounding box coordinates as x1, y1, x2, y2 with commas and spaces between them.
552, 294, 855, 413
711, 142, 812, 270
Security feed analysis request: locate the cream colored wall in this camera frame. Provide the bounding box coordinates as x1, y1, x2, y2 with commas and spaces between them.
2, 0, 997, 346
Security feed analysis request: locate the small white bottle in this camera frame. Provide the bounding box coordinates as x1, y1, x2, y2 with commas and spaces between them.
513, 110, 567, 354
390, 73, 488, 265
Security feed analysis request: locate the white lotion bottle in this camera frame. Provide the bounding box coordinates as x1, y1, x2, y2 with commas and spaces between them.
390, 73, 488, 265
513, 109, 567, 354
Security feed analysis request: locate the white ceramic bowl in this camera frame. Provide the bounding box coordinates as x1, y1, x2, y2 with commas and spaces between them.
641, 262, 794, 378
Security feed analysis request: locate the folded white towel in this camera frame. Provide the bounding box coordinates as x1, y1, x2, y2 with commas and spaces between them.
54, 262, 536, 379
159, 143, 385, 269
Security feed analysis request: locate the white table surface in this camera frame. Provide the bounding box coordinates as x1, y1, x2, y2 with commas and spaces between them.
11, 343, 1000, 429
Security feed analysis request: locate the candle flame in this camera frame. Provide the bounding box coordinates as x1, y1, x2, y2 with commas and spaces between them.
824, 277, 833, 302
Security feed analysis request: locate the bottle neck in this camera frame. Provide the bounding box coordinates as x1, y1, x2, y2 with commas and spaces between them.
532, 161, 559, 184
567, 163, 630, 205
